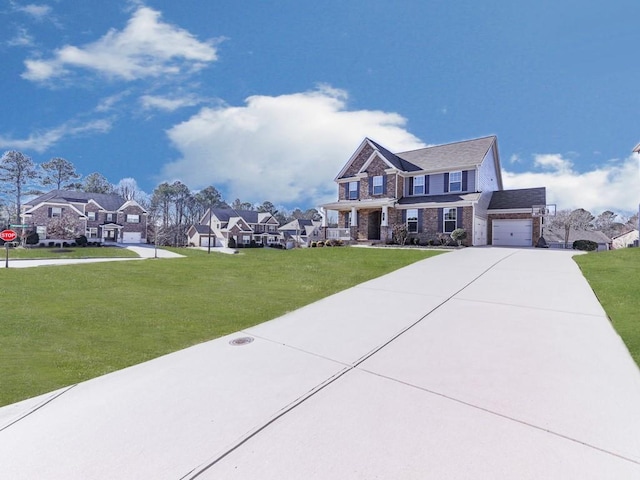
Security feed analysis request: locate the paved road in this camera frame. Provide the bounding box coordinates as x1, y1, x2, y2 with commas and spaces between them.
0, 247, 638, 479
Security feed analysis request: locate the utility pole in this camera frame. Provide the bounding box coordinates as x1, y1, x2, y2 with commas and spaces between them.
207, 206, 212, 254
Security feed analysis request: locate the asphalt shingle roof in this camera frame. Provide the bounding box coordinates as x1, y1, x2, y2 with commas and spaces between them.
27, 190, 127, 211
395, 136, 497, 172
488, 187, 546, 210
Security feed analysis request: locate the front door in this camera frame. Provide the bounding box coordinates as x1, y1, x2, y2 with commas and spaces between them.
368, 211, 381, 240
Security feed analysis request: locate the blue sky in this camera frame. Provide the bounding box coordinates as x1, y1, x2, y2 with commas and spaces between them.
1, 0, 639, 216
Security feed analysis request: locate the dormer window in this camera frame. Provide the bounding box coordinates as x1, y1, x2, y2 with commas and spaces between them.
372, 176, 384, 195
348, 181, 359, 200
449, 171, 462, 192
413, 176, 425, 195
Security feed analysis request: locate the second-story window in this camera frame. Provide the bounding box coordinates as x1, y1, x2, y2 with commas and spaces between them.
87, 212, 96, 221
372, 176, 384, 195
348, 181, 359, 200
106, 213, 114, 222
126, 214, 140, 223
413, 176, 425, 195
449, 171, 462, 192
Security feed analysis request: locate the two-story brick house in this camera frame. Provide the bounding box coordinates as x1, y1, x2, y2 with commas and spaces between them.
321, 136, 547, 247
22, 190, 148, 244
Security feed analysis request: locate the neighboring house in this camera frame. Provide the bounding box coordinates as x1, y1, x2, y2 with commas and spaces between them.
611, 229, 639, 249
278, 219, 322, 247
544, 227, 611, 251
188, 208, 281, 248
22, 190, 148, 244
320, 136, 546, 247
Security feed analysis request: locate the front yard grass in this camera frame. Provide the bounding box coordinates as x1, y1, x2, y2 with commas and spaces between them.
574, 248, 640, 368
4, 244, 139, 260
0, 246, 442, 406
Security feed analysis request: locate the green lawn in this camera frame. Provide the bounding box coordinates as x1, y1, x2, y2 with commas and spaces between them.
4, 245, 139, 260
0, 247, 442, 406
574, 248, 640, 368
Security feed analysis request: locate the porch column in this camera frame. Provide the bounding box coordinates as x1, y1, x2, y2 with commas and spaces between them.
320, 207, 327, 228
350, 207, 358, 226
381, 206, 389, 227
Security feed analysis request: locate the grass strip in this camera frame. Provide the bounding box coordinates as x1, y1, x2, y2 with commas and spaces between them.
574, 248, 640, 368
0, 247, 441, 406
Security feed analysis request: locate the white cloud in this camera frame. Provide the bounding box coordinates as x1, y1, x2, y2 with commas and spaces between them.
22, 6, 218, 82
504, 153, 640, 216
13, 3, 52, 21
140, 94, 202, 112
160, 86, 425, 207
0, 119, 112, 153
7, 27, 34, 47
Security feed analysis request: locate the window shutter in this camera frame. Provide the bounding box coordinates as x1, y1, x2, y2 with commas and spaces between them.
382, 175, 387, 194
48, 207, 52, 218
368, 177, 373, 195
462, 171, 468, 191
425, 175, 430, 194
457, 207, 464, 228
444, 173, 449, 193
438, 208, 443, 231
402, 210, 407, 223
343, 183, 348, 199
408, 177, 414, 195
418, 210, 423, 232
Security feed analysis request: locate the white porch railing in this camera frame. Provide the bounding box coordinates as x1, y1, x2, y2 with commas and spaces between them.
326, 228, 351, 240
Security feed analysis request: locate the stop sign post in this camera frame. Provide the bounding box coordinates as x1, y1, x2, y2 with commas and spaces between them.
2, 229, 17, 268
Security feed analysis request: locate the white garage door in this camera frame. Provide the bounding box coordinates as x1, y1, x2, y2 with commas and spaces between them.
121, 232, 142, 244
473, 217, 487, 246
492, 219, 532, 247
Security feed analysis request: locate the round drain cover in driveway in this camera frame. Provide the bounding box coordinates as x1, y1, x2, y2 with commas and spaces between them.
229, 336, 254, 346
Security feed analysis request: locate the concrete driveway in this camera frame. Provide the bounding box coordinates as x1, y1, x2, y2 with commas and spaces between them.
0, 247, 638, 479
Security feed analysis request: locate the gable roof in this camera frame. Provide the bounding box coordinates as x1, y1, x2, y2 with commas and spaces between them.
395, 136, 497, 172
206, 208, 277, 226
337, 136, 499, 180
25, 190, 129, 212
488, 187, 546, 210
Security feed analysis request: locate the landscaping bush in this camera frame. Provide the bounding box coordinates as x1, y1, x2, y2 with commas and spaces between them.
75, 235, 88, 247
450, 228, 467, 246
317, 241, 325, 247
26, 231, 39, 245
573, 239, 598, 251
310, 241, 317, 248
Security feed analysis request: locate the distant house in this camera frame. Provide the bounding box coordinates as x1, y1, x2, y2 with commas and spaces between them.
22, 190, 148, 244
544, 227, 611, 251
611, 229, 639, 249
278, 219, 322, 247
187, 208, 281, 248
320, 136, 547, 247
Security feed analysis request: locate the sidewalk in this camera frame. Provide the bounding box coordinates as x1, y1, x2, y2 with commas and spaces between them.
0, 247, 638, 479
4, 243, 184, 268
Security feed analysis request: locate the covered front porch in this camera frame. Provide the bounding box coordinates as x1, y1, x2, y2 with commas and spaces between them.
320, 199, 396, 243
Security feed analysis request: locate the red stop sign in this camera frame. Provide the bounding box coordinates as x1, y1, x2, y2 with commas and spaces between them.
0, 230, 17, 242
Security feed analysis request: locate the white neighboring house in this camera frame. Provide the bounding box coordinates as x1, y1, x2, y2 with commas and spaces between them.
278, 219, 323, 247
611, 229, 639, 249
187, 208, 281, 248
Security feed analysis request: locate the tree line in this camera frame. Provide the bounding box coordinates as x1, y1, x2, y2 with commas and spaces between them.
0, 150, 321, 246
547, 208, 638, 246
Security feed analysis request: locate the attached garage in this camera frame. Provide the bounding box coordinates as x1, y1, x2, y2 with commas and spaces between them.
492, 219, 533, 247
121, 232, 142, 244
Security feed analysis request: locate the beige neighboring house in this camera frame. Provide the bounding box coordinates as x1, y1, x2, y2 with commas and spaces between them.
611, 229, 639, 249
22, 190, 148, 244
